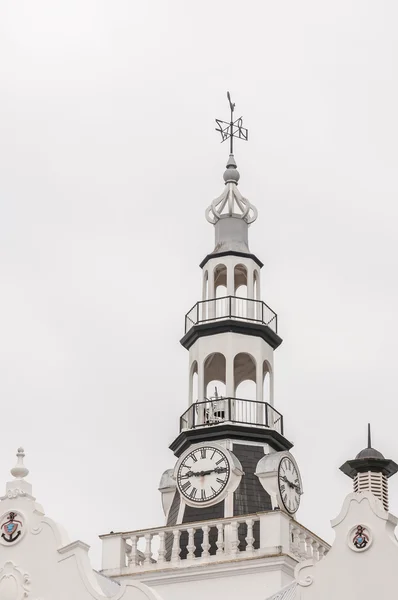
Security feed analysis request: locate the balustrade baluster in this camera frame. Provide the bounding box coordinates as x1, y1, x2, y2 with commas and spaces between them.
157, 532, 166, 564
144, 533, 153, 565
290, 526, 300, 556
305, 536, 313, 559
230, 521, 239, 556
311, 540, 320, 562
298, 531, 307, 559
318, 545, 326, 560
171, 529, 181, 563
216, 523, 224, 555
245, 519, 254, 554
128, 535, 138, 566
187, 528, 195, 560
201, 525, 210, 558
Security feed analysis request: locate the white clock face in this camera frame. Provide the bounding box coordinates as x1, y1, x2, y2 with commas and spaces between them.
177, 446, 230, 503
278, 456, 302, 514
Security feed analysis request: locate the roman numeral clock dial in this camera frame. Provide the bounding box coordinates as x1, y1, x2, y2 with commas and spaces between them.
176, 446, 231, 505
277, 455, 302, 515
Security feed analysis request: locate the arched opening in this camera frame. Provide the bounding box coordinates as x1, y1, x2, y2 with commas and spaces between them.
263, 361, 271, 404
234, 264, 248, 297
201, 353, 227, 425
234, 352, 256, 398
190, 361, 198, 404
234, 352, 257, 425
234, 264, 248, 319
214, 264, 228, 318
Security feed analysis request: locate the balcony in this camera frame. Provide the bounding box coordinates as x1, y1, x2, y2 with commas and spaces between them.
180, 398, 284, 436
184, 296, 278, 334
100, 512, 330, 577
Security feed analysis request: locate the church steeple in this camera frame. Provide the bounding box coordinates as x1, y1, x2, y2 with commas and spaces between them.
163, 94, 301, 531
340, 424, 398, 511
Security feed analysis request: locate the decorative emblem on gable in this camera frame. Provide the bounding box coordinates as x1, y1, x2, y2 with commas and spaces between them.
0, 561, 31, 599
0, 512, 24, 545
349, 524, 372, 552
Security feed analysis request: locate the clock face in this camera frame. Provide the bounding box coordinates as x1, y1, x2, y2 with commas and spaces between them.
278, 456, 301, 514
177, 446, 231, 503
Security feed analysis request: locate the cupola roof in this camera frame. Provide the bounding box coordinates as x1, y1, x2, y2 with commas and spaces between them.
340, 424, 398, 479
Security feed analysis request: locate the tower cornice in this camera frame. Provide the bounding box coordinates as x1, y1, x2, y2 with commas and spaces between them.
199, 250, 264, 270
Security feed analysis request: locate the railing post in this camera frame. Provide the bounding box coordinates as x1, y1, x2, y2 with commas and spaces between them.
228, 397, 232, 422
216, 523, 224, 555
202, 525, 210, 558
171, 529, 181, 563
144, 533, 153, 565
229, 295, 232, 318
265, 403, 269, 428
245, 519, 254, 554
230, 520, 239, 556
158, 532, 166, 564
187, 528, 195, 560
262, 302, 264, 324
280, 414, 284, 435
192, 404, 196, 429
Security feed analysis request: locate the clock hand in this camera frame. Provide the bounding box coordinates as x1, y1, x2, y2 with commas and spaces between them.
180, 471, 195, 479
280, 475, 296, 489
214, 466, 227, 474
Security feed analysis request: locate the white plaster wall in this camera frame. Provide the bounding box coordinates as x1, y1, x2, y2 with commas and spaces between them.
295, 492, 398, 600
0, 480, 160, 600
134, 560, 294, 600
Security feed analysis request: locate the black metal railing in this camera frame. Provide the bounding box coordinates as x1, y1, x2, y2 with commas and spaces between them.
180, 398, 284, 436
184, 296, 277, 334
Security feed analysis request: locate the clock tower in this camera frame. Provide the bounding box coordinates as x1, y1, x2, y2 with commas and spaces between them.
159, 95, 303, 540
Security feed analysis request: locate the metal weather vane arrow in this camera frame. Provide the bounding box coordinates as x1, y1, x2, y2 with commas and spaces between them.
215, 91, 249, 154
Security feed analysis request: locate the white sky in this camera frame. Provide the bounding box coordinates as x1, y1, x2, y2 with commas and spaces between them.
1, 0, 398, 569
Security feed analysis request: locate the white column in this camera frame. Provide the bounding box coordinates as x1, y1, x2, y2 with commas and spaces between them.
208, 267, 215, 318
256, 358, 263, 404
226, 353, 235, 399
227, 264, 235, 296
198, 359, 205, 402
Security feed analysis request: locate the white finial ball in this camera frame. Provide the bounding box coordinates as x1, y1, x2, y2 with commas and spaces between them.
223, 167, 240, 183
11, 447, 29, 479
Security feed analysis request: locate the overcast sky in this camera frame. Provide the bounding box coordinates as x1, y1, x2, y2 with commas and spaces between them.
1, 0, 398, 568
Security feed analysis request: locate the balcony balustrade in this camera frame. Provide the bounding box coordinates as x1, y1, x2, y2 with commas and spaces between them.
100, 513, 329, 576
180, 398, 284, 436
184, 296, 277, 334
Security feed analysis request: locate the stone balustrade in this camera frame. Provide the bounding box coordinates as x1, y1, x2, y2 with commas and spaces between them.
290, 522, 329, 562
100, 511, 330, 577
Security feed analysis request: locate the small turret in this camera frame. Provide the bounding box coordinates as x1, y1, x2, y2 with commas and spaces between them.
340, 424, 398, 511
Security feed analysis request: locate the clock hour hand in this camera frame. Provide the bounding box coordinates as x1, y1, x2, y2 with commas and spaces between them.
180, 471, 195, 479
280, 475, 296, 490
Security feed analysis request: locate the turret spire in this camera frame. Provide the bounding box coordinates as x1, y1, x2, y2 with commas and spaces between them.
206, 93, 258, 251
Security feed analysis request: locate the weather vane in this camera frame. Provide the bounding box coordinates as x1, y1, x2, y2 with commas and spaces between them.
215, 92, 248, 155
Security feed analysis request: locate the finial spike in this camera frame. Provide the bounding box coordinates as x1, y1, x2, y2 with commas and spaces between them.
368, 423, 372, 449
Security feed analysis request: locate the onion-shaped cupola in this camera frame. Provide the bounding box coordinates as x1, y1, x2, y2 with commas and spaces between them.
205, 154, 258, 255
340, 424, 398, 511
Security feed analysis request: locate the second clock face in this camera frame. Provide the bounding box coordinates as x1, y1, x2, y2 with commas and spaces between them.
177, 446, 230, 503
278, 455, 301, 514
